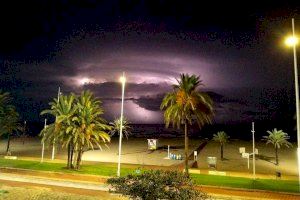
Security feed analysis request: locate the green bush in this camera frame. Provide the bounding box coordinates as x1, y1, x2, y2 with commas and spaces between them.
107, 170, 209, 200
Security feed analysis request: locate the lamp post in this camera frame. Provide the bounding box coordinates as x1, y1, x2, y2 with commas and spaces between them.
52, 86, 61, 160
117, 72, 126, 177
252, 122, 256, 179
285, 18, 299, 190
41, 118, 47, 163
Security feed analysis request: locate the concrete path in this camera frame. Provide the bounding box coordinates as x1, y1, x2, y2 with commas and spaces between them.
0, 173, 108, 191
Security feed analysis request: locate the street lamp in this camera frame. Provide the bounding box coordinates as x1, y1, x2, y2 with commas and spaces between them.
285, 18, 300, 190
41, 118, 47, 163
117, 72, 126, 177
52, 86, 61, 160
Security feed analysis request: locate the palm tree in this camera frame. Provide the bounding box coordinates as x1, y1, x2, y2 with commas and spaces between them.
71, 91, 111, 169
109, 117, 132, 139
262, 128, 292, 165
160, 74, 214, 174
40, 93, 77, 168
40, 91, 111, 170
0, 91, 21, 155
213, 131, 229, 160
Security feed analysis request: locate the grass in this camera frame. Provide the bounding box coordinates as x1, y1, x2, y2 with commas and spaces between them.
0, 158, 299, 193
0, 158, 138, 177
191, 174, 299, 193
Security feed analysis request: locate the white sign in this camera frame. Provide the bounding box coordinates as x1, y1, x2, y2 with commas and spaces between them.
242, 153, 249, 158
239, 147, 245, 154
207, 157, 217, 168
194, 151, 198, 161
147, 139, 158, 150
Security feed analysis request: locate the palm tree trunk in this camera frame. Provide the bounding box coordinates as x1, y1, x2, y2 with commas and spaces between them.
72, 149, 77, 168
70, 145, 74, 169
184, 121, 189, 175
76, 147, 83, 170
67, 143, 71, 168
221, 144, 223, 160
6, 134, 11, 155
275, 146, 278, 165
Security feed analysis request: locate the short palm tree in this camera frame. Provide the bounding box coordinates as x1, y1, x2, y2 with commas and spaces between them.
213, 131, 229, 160
109, 117, 132, 139
40, 91, 111, 170
160, 74, 214, 174
41, 93, 77, 168
262, 128, 292, 165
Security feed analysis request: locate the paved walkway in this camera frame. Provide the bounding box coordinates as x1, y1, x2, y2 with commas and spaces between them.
0, 172, 108, 191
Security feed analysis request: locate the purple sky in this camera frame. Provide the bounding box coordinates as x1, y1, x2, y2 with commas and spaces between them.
0, 1, 299, 125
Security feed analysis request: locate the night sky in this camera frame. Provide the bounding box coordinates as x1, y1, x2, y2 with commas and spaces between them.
0, 1, 299, 129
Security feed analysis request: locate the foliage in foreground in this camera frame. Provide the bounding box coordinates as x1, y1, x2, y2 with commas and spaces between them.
107, 170, 209, 200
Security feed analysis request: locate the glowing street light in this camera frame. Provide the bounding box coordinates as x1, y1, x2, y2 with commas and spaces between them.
117, 72, 126, 177
285, 18, 300, 190
285, 36, 299, 47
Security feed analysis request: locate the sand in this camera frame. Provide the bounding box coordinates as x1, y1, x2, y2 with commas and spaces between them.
197, 140, 298, 178
0, 137, 201, 166
0, 137, 298, 178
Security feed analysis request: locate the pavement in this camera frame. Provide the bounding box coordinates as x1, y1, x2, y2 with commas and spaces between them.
0, 172, 108, 191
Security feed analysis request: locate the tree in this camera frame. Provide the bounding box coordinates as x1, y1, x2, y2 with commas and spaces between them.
160, 74, 213, 174
71, 91, 111, 169
0, 91, 21, 155
40, 90, 111, 169
107, 170, 209, 200
262, 128, 292, 165
109, 117, 132, 139
41, 93, 77, 168
212, 131, 229, 160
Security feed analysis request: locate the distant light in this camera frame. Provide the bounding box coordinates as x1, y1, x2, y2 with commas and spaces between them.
285, 36, 299, 47
119, 76, 126, 83
78, 77, 92, 85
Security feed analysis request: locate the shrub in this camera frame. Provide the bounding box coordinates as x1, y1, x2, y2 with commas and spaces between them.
107, 170, 209, 200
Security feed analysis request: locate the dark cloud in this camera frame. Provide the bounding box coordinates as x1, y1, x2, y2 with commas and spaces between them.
133, 94, 164, 111
0, 1, 298, 127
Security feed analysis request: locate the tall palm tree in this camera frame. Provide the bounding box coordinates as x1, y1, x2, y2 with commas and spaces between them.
0, 91, 21, 155
160, 74, 214, 174
109, 117, 132, 139
213, 131, 229, 160
262, 128, 292, 165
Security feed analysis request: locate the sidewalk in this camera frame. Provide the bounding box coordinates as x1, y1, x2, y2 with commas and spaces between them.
0, 172, 108, 191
